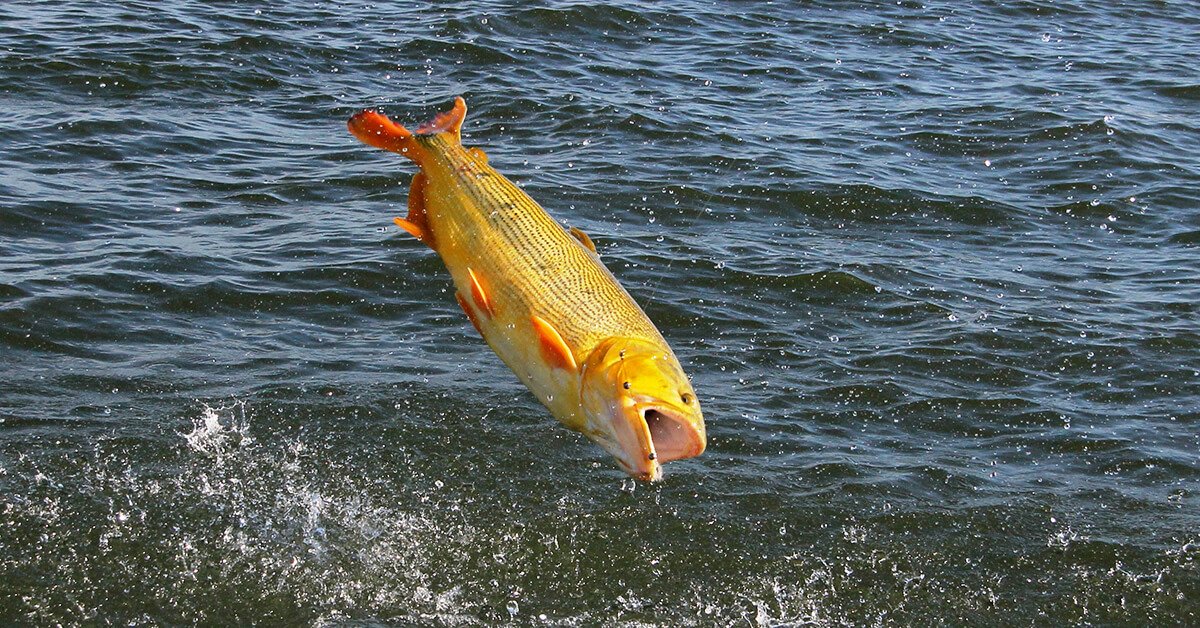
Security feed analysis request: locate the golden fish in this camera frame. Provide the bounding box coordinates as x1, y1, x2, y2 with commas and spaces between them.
348, 97, 705, 481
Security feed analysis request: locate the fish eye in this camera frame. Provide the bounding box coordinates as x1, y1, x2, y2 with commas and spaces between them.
681, 392, 693, 404
623, 381, 631, 390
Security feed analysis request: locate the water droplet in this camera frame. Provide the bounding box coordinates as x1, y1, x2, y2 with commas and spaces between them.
828, 335, 839, 343
506, 600, 519, 617
947, 314, 958, 322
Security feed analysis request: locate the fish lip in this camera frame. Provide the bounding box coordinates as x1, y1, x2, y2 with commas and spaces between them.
615, 457, 662, 483
609, 398, 663, 482
606, 397, 703, 481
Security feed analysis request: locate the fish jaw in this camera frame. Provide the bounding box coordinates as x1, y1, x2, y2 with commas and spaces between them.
580, 338, 707, 481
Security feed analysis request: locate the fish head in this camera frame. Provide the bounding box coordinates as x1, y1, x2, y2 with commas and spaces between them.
578, 337, 706, 482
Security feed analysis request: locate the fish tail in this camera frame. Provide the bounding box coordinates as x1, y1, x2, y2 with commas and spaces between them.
349, 98, 468, 249
347, 97, 466, 168
414, 96, 466, 143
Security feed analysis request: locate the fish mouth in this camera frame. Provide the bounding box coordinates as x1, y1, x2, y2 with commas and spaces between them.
643, 406, 705, 463
610, 402, 705, 482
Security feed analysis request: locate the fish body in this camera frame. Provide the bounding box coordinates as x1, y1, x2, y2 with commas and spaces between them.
348, 97, 705, 481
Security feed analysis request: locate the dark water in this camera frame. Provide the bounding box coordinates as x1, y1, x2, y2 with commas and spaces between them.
2, 0, 1199, 624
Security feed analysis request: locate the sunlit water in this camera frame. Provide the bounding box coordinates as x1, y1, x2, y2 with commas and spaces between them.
2, 0, 1198, 624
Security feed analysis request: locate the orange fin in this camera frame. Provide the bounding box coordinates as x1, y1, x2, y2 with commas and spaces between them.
393, 216, 424, 240
456, 292, 484, 336
347, 110, 427, 166
348, 97, 468, 164
415, 96, 467, 143
393, 172, 434, 248
531, 315, 578, 372
467, 267, 494, 317
569, 226, 597, 254
468, 146, 488, 165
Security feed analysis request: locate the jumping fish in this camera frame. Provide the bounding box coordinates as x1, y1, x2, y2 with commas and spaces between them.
347, 97, 705, 481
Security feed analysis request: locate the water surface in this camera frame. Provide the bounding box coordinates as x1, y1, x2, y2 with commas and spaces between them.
2, 0, 1198, 624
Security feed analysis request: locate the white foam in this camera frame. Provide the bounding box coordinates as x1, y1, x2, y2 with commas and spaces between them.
183, 402, 252, 456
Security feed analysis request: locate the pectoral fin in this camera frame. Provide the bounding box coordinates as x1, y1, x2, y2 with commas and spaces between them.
531, 315, 578, 372
467, 267, 495, 318
456, 292, 484, 335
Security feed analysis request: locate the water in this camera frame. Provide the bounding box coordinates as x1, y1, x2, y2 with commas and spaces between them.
2, 0, 1198, 624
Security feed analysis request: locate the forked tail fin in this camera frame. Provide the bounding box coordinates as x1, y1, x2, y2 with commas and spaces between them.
415, 96, 466, 142
348, 97, 468, 250
347, 97, 467, 168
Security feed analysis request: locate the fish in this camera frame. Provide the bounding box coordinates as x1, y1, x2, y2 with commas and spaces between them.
347, 97, 705, 481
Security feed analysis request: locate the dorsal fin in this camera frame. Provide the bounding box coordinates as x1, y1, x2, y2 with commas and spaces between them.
415, 96, 466, 143
569, 226, 597, 254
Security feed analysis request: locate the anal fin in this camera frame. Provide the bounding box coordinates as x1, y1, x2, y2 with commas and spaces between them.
531, 315, 578, 372
395, 172, 434, 248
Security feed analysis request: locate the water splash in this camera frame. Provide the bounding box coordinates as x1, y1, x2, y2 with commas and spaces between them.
183, 401, 253, 457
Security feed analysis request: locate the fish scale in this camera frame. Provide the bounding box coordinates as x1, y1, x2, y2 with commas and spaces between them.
415, 134, 666, 353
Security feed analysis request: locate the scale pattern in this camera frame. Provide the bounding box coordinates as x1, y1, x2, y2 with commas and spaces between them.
416, 134, 669, 359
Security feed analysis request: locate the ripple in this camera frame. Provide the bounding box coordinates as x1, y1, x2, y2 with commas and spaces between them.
3, 0, 1200, 623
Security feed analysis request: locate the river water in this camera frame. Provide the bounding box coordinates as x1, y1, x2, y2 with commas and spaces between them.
2, 0, 1198, 624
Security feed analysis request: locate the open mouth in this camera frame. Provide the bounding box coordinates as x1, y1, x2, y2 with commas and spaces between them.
642, 406, 705, 464
604, 401, 705, 482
